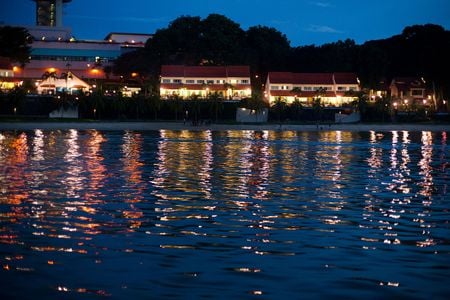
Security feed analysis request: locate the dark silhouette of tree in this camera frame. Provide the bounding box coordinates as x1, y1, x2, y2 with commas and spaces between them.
200, 14, 246, 65
244, 25, 291, 74
207, 92, 223, 123
0, 26, 32, 66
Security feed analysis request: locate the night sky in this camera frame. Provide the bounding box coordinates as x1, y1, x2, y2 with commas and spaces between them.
1, 0, 450, 46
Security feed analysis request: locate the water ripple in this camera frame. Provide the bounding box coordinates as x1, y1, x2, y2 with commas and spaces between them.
0, 129, 449, 299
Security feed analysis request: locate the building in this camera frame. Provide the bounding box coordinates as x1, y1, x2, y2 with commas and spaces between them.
390, 77, 433, 108
265, 72, 360, 106
37, 71, 91, 95
104, 32, 153, 54
160, 65, 252, 100
15, 34, 122, 81
12, 1, 151, 84
34, 0, 72, 27
0, 57, 20, 91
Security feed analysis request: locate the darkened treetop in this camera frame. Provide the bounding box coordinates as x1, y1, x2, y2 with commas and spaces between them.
0, 26, 32, 66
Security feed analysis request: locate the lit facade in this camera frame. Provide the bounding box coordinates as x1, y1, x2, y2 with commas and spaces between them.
16, 38, 122, 80
160, 65, 252, 100
14, 31, 152, 81
0, 57, 19, 91
37, 71, 91, 95
265, 72, 360, 107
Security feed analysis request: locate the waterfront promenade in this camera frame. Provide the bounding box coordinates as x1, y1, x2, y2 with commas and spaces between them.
0, 122, 450, 132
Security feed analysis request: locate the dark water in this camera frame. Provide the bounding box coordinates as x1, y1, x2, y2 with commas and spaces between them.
0, 129, 449, 299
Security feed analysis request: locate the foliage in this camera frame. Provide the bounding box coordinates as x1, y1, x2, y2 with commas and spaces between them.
290, 24, 450, 98
207, 92, 223, 123
272, 97, 287, 123
114, 14, 290, 77
0, 26, 32, 66
244, 25, 291, 74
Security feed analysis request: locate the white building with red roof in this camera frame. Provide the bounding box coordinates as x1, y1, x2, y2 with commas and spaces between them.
160, 65, 251, 100
265, 72, 360, 106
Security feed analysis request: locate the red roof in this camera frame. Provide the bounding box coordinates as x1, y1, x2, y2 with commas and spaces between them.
226, 66, 250, 77
268, 72, 358, 85
334, 73, 359, 84
161, 65, 184, 77
392, 77, 426, 88
269, 72, 333, 84
161, 65, 250, 78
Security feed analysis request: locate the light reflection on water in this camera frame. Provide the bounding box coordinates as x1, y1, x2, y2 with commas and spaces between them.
0, 129, 449, 299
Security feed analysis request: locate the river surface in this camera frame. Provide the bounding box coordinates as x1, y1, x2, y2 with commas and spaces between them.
0, 129, 449, 299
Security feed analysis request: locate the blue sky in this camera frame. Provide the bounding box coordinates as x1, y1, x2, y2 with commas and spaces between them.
1, 0, 449, 46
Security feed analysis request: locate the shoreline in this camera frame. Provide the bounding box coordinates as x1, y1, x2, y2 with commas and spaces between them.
0, 121, 449, 132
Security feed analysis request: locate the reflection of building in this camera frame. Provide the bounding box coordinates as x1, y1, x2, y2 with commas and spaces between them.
265, 72, 360, 106
390, 77, 431, 107
160, 65, 252, 100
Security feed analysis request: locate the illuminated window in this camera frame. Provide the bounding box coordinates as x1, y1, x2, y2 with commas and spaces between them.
411, 89, 423, 96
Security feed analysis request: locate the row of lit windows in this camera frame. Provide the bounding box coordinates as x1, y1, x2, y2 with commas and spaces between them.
0, 71, 13, 77
31, 55, 111, 63
411, 89, 424, 96
270, 85, 357, 91
161, 78, 249, 84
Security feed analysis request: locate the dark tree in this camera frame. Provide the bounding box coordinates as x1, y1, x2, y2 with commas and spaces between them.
0, 26, 32, 66
199, 14, 246, 65
244, 25, 291, 74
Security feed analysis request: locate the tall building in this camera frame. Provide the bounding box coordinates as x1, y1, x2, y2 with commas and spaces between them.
34, 0, 72, 27
12, 1, 151, 83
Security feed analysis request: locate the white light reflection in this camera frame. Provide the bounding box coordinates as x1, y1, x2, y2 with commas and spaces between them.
29, 129, 48, 204
199, 130, 213, 200
418, 131, 433, 200
152, 130, 216, 230
32, 129, 44, 161
367, 131, 383, 176
63, 129, 85, 199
